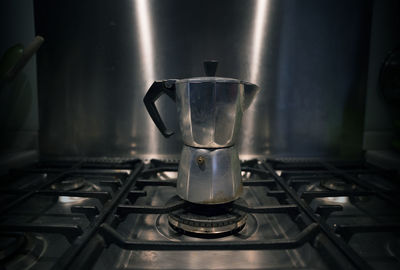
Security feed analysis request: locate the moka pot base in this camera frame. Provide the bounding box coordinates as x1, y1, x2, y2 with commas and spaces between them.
176, 144, 242, 204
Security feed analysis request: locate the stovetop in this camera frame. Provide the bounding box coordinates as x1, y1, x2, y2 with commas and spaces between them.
0, 158, 399, 270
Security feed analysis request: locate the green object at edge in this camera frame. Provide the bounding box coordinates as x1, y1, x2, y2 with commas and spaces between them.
0, 44, 24, 82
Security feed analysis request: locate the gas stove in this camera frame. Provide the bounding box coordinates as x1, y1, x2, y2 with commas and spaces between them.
0, 158, 399, 270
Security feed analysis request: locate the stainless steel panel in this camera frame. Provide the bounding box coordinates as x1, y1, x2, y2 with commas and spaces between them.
34, 0, 372, 159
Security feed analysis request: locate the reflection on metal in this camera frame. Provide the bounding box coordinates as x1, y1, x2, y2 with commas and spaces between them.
177, 145, 242, 204
35, 0, 372, 160
157, 171, 177, 180
51, 177, 101, 204
172, 79, 258, 148
59, 196, 88, 204
319, 196, 349, 204
250, 0, 269, 83
134, 0, 159, 155
99, 166, 326, 270
242, 0, 270, 157
134, 0, 154, 82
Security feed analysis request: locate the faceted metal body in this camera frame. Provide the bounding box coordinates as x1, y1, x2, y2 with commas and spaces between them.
175, 78, 249, 148
177, 145, 242, 204
173, 78, 259, 204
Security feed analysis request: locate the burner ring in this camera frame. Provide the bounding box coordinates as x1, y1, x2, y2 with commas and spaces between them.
51, 177, 86, 191
0, 233, 47, 270
166, 196, 248, 235
50, 176, 101, 204
168, 214, 247, 235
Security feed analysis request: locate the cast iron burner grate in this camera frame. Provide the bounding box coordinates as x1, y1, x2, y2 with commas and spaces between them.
0, 158, 399, 270
167, 196, 247, 236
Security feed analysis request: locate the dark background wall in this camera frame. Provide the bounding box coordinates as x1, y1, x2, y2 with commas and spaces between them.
363, 0, 400, 168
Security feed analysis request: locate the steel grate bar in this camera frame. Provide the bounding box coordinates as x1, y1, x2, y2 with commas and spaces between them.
136, 179, 177, 187
5, 159, 388, 270
99, 222, 320, 250
38, 190, 111, 203
321, 162, 400, 207
51, 162, 144, 270
116, 201, 186, 216
99, 180, 122, 191
288, 179, 310, 190
267, 190, 288, 200
262, 161, 374, 270
71, 206, 100, 221
126, 190, 147, 203
0, 161, 84, 215
232, 203, 300, 215
315, 205, 343, 219
242, 179, 276, 187
141, 166, 178, 177
301, 190, 375, 202
335, 223, 400, 242
241, 167, 271, 174
0, 223, 83, 243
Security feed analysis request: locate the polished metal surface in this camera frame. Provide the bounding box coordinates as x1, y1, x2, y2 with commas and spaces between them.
177, 145, 242, 204
174, 78, 259, 148
34, 0, 372, 159
146, 72, 258, 204
93, 171, 330, 270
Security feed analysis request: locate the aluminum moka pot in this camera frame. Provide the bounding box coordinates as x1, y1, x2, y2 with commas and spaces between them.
144, 61, 260, 204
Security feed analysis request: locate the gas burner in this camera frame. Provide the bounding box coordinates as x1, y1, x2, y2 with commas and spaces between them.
305, 178, 354, 204
320, 179, 356, 191
304, 178, 368, 204
167, 196, 247, 236
0, 233, 47, 270
51, 176, 100, 204
51, 177, 86, 191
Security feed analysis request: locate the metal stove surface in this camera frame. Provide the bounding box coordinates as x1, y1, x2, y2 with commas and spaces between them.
278, 161, 400, 270
0, 159, 399, 270
93, 171, 327, 270
302, 177, 400, 270
0, 161, 131, 270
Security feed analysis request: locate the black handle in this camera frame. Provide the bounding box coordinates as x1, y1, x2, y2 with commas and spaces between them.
143, 80, 176, 137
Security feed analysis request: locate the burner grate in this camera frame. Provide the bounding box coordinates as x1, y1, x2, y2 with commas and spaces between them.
0, 158, 399, 270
